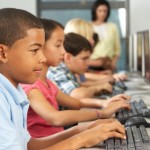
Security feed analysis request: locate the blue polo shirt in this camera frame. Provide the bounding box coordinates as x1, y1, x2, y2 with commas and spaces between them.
0, 74, 31, 150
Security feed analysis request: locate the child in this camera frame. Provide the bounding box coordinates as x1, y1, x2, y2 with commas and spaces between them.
47, 32, 118, 98
0, 8, 128, 150
22, 18, 130, 138
64, 18, 128, 82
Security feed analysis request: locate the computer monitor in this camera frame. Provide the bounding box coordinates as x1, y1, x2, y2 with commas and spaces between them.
128, 34, 138, 72
137, 31, 145, 77
143, 30, 150, 83
128, 35, 134, 71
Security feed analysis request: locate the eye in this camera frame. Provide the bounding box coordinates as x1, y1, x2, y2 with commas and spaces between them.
56, 44, 61, 48
31, 48, 39, 54
82, 57, 89, 61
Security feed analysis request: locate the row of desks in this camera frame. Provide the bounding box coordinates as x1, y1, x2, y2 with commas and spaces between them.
80, 74, 150, 149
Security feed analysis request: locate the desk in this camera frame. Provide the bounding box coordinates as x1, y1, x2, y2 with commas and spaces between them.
80, 77, 150, 149
80, 129, 150, 150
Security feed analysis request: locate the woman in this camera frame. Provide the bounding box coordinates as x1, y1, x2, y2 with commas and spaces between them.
91, 0, 121, 71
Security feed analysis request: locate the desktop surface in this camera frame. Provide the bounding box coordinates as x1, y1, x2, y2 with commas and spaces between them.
80, 74, 150, 150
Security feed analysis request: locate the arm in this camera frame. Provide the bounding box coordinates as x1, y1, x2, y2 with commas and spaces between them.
84, 72, 114, 81
70, 82, 112, 99
28, 119, 126, 150
57, 89, 130, 109
27, 89, 130, 127
28, 88, 104, 126
80, 75, 114, 87
57, 89, 104, 108
88, 58, 105, 67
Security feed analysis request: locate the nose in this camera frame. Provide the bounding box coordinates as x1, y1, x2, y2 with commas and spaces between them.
62, 46, 66, 54
87, 59, 91, 66
40, 50, 47, 64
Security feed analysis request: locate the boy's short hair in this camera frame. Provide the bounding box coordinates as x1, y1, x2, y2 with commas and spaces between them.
0, 8, 43, 47
64, 32, 93, 56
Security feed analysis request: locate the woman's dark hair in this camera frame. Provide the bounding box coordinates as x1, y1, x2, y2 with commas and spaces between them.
91, 0, 110, 22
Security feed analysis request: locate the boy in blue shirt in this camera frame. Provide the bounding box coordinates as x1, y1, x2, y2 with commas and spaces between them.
0, 8, 127, 150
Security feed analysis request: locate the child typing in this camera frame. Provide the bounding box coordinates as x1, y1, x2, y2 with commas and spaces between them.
0, 8, 129, 150
22, 18, 130, 138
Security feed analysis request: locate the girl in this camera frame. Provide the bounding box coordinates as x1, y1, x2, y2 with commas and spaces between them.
22, 18, 130, 138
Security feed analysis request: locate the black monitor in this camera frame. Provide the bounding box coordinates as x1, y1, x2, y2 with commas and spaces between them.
128, 35, 134, 71
143, 30, 150, 83
137, 31, 144, 76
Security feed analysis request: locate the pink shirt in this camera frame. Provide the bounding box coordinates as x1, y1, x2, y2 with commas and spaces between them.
22, 79, 64, 138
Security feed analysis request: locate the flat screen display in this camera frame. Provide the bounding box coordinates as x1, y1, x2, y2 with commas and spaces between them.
137, 32, 143, 75
143, 30, 150, 83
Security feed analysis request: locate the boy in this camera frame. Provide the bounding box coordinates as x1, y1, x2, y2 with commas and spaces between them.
47, 33, 113, 98
0, 8, 126, 150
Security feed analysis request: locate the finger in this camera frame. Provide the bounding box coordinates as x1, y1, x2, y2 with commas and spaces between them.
101, 120, 125, 134
115, 94, 131, 100
110, 97, 125, 102
122, 103, 131, 109
116, 101, 131, 110
106, 131, 126, 140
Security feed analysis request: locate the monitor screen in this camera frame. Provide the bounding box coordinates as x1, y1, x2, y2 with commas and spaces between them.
137, 32, 144, 76
128, 35, 134, 70
143, 30, 150, 83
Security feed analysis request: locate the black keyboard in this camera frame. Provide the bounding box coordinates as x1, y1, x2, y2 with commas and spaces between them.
115, 81, 128, 91
105, 125, 150, 150
116, 99, 150, 124
111, 89, 124, 96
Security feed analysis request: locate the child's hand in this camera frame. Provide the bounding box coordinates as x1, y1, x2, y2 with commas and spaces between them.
113, 73, 128, 81
81, 120, 126, 148
103, 94, 131, 107
78, 118, 116, 132
102, 100, 130, 118
96, 82, 113, 94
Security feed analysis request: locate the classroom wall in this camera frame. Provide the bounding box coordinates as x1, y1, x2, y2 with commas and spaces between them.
0, 0, 37, 15
129, 0, 150, 34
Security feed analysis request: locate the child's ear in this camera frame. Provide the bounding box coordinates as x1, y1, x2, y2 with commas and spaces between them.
0, 44, 8, 63
64, 53, 72, 63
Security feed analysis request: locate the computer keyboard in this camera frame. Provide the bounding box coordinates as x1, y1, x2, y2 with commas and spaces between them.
111, 88, 124, 96
115, 81, 128, 91
116, 99, 150, 124
105, 125, 150, 150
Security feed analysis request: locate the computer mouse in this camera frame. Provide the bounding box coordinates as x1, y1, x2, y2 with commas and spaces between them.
125, 116, 150, 128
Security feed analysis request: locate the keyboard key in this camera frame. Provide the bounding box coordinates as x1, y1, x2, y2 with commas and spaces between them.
105, 125, 150, 150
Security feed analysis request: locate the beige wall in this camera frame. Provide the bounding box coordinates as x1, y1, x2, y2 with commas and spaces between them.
129, 0, 150, 34
0, 0, 37, 15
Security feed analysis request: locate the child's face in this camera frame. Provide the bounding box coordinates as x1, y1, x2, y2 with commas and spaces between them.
3, 28, 46, 86
69, 50, 91, 74
43, 27, 65, 66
